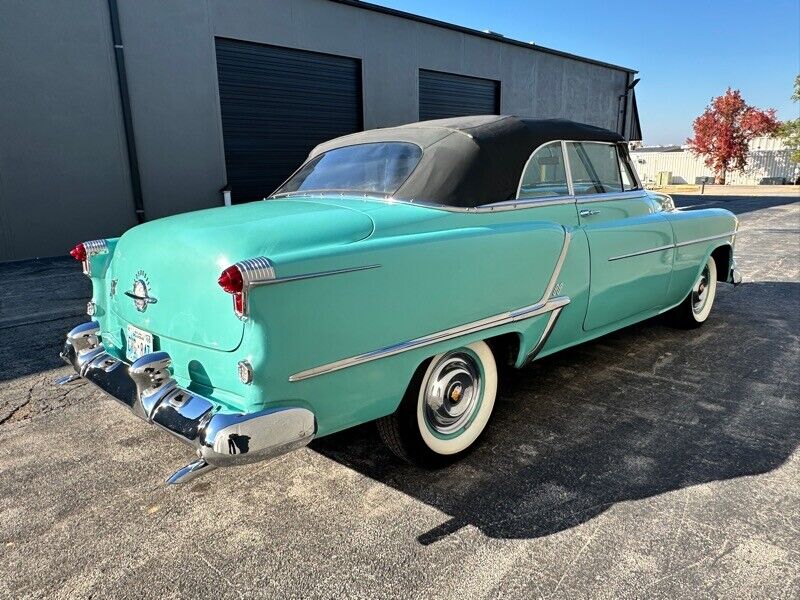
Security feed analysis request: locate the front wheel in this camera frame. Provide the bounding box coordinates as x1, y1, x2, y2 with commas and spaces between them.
668, 256, 718, 328
377, 340, 498, 467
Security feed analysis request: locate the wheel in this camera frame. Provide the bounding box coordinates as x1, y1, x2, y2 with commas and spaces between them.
377, 340, 498, 467
668, 256, 717, 328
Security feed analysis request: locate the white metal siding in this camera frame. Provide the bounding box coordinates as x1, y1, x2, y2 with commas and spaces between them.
631, 138, 798, 185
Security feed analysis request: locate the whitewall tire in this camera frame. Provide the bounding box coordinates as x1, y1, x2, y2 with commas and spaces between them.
377, 340, 498, 466
669, 256, 718, 328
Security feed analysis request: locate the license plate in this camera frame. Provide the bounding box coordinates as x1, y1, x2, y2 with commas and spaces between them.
126, 324, 153, 362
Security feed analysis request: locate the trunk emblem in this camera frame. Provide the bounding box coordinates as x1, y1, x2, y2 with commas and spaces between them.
124, 273, 157, 312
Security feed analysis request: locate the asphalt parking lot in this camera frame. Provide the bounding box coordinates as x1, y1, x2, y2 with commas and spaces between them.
1, 194, 798, 599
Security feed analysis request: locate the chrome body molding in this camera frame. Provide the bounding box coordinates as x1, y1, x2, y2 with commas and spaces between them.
273, 190, 646, 214
81, 239, 109, 276
60, 321, 316, 483
289, 228, 573, 382
256, 264, 381, 286
523, 305, 565, 365
608, 231, 738, 262
237, 256, 276, 286
673, 231, 738, 248
233, 256, 276, 319
289, 296, 571, 382
233, 258, 378, 319
608, 243, 675, 262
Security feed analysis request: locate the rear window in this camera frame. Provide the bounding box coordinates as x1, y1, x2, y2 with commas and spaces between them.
272, 142, 423, 197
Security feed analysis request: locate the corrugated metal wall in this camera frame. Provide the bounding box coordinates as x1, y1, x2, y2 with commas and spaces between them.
631, 138, 798, 185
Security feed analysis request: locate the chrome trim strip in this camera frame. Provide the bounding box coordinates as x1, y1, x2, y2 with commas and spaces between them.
81, 239, 109, 276
289, 296, 571, 382
234, 256, 276, 320
607, 231, 738, 261
524, 305, 564, 364
608, 244, 674, 261
575, 190, 648, 204
674, 231, 738, 248
253, 264, 380, 286
289, 227, 573, 382
542, 228, 572, 301
238, 256, 276, 287
562, 140, 575, 197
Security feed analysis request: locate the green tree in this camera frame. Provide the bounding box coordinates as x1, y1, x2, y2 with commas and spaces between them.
774, 75, 800, 163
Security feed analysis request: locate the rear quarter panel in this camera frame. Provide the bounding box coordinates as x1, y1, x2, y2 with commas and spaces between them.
244, 218, 570, 436
664, 208, 738, 307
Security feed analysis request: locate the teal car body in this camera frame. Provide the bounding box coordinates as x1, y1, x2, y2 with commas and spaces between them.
60, 116, 740, 483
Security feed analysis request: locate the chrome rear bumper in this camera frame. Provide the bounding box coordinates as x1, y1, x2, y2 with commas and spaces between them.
60, 321, 315, 483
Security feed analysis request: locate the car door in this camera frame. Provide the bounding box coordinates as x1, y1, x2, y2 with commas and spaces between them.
566, 141, 674, 331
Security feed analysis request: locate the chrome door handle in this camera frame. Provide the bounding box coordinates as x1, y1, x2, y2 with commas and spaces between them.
579, 209, 600, 217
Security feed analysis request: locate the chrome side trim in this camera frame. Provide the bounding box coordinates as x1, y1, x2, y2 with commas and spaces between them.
674, 231, 738, 248
289, 296, 571, 382
289, 227, 573, 382
238, 256, 276, 286
608, 244, 675, 261
562, 140, 575, 197
608, 231, 738, 262
575, 190, 649, 204
542, 228, 572, 300
255, 264, 380, 286
81, 239, 109, 276
234, 256, 276, 319
524, 305, 565, 364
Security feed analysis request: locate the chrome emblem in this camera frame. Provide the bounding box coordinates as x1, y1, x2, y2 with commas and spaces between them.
124, 271, 157, 312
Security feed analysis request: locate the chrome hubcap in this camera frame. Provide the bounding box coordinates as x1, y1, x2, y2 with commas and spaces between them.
423, 350, 482, 435
692, 265, 711, 314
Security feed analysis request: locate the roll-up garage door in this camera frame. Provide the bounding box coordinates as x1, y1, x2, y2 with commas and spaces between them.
419, 69, 500, 121
215, 38, 363, 203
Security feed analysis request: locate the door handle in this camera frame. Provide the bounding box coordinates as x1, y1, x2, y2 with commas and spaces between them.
579, 209, 600, 217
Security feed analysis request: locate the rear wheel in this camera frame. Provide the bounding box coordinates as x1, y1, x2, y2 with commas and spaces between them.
668, 256, 717, 328
377, 340, 498, 467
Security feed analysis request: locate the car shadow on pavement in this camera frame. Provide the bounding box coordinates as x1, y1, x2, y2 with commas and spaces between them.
672, 194, 799, 216
313, 281, 799, 543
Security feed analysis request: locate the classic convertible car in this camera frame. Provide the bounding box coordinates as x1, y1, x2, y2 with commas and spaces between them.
59, 116, 741, 483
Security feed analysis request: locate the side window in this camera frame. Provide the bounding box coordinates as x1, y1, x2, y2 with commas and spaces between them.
566, 142, 623, 195
517, 142, 569, 199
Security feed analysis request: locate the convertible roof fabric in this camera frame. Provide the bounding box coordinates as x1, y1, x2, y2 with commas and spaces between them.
308, 115, 624, 208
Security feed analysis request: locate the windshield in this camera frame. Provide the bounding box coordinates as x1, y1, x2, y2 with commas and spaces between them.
272, 142, 423, 197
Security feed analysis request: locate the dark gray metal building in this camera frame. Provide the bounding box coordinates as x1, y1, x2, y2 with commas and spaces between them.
0, 0, 641, 261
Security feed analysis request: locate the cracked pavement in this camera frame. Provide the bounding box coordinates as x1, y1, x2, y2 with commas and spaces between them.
0, 193, 798, 599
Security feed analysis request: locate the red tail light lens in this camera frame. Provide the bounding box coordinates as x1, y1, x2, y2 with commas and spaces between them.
218, 265, 243, 294
70, 243, 87, 262
219, 264, 245, 317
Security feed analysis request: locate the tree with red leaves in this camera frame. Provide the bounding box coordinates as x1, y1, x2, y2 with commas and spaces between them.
687, 88, 779, 184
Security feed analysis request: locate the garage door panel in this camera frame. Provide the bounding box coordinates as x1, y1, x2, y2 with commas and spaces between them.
419, 69, 500, 120
216, 38, 362, 202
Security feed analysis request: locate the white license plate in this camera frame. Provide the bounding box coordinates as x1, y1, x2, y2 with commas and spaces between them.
126, 324, 153, 362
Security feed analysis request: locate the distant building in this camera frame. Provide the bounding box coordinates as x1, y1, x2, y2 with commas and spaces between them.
0, 0, 642, 261
630, 137, 798, 186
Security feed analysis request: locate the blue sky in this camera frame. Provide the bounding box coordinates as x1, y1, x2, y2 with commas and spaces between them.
372, 0, 800, 145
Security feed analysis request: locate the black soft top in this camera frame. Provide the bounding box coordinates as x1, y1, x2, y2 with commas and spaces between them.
308, 115, 624, 208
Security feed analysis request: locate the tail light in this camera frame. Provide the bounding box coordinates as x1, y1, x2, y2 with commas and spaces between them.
217, 257, 275, 319
69, 239, 108, 275
70, 243, 87, 262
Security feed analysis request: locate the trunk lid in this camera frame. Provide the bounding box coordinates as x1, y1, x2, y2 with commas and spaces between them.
108, 199, 374, 351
